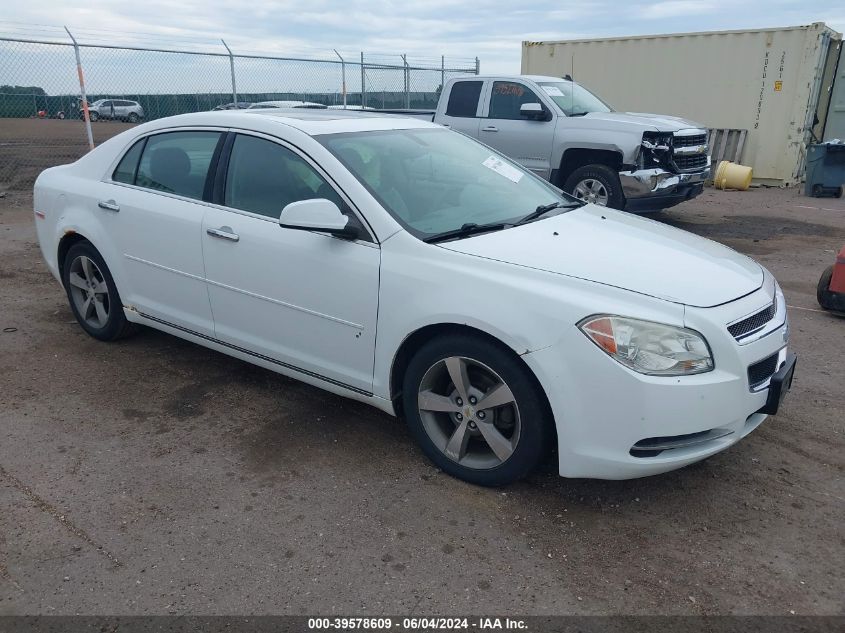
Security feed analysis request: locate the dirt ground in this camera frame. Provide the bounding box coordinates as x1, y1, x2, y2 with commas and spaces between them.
0, 169, 843, 614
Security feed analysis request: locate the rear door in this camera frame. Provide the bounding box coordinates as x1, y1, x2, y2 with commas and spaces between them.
105, 128, 224, 336
480, 80, 556, 179
437, 79, 484, 138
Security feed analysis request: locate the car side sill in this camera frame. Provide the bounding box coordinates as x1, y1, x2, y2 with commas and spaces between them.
135, 310, 373, 397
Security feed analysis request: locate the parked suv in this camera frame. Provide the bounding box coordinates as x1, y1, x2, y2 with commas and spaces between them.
82, 99, 145, 123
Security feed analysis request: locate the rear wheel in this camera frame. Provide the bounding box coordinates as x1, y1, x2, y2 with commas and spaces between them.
62, 242, 136, 341
402, 335, 553, 486
128, 112, 139, 123
563, 164, 625, 210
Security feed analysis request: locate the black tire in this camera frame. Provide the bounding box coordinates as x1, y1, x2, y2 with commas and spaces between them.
128, 112, 139, 123
817, 265, 834, 310
62, 241, 136, 341
402, 334, 553, 486
88, 111, 98, 122
562, 164, 625, 210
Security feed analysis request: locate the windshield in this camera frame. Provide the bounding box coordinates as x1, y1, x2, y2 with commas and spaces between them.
537, 81, 612, 116
318, 128, 576, 240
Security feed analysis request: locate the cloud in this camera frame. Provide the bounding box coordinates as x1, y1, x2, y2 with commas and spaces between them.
638, 1, 716, 20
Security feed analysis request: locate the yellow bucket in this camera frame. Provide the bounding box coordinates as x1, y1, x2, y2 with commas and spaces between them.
714, 160, 753, 191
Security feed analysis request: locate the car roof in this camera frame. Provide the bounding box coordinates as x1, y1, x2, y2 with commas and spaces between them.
136, 109, 438, 136
465, 74, 569, 83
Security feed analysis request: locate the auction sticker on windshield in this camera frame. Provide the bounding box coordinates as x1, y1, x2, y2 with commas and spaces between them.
541, 85, 564, 97
482, 155, 523, 183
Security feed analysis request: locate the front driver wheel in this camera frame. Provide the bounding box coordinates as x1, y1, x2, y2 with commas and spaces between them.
402, 335, 553, 486
563, 164, 625, 210
62, 242, 136, 341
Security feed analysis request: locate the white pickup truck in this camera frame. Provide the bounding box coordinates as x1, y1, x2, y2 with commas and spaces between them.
396, 75, 711, 211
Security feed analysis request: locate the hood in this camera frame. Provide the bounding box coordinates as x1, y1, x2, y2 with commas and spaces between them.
583, 111, 703, 132
440, 205, 763, 308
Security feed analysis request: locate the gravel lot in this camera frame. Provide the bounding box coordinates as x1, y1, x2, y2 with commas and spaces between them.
0, 133, 843, 615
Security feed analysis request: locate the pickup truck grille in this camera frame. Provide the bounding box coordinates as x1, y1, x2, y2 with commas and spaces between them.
674, 154, 708, 170
674, 133, 707, 148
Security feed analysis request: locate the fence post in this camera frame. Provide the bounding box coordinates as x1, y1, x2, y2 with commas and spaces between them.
333, 50, 347, 109
64, 26, 94, 151
221, 40, 238, 106
360, 52, 366, 108
441, 55, 445, 93
402, 54, 410, 109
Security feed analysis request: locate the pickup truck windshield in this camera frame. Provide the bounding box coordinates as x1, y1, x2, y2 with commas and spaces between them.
537, 82, 612, 117
318, 128, 575, 240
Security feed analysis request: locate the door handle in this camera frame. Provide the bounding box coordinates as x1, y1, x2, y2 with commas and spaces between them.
481, 125, 498, 132
206, 226, 239, 242
97, 199, 120, 212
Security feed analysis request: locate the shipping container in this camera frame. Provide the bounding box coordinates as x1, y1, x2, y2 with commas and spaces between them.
522, 23, 842, 185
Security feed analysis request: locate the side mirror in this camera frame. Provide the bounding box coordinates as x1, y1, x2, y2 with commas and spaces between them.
279, 199, 360, 240
520, 102, 547, 120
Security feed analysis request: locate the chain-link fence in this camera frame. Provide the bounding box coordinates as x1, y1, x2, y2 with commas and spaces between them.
0, 32, 479, 192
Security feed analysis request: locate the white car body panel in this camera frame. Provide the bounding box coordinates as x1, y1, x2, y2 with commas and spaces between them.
33, 110, 792, 480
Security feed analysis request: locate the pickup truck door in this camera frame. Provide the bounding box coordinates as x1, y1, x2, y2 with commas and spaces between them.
436, 79, 484, 138
479, 80, 556, 180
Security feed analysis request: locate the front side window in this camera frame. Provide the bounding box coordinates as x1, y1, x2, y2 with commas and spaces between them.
488, 82, 544, 120
445, 81, 482, 118
319, 128, 575, 240
135, 131, 222, 200
224, 134, 349, 221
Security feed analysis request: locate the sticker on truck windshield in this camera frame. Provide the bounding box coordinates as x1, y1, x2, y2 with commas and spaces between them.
483, 155, 523, 183
541, 86, 564, 97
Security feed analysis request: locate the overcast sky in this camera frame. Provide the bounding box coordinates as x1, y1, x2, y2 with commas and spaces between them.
3, 0, 845, 73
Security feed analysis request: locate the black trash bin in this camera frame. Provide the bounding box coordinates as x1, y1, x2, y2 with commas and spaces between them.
805, 142, 845, 198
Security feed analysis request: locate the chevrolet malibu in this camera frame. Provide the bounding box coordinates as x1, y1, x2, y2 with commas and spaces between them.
33, 110, 796, 486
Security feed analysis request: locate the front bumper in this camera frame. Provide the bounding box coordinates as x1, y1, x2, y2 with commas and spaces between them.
522, 281, 791, 480
619, 166, 710, 212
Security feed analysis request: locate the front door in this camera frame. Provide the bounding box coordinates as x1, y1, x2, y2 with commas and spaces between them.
480, 80, 556, 179
202, 132, 380, 393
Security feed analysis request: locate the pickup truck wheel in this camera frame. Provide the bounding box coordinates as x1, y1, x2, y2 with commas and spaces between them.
564, 164, 625, 210
402, 335, 553, 487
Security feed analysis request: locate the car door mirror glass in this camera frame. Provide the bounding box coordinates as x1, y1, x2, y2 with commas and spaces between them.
279, 199, 359, 239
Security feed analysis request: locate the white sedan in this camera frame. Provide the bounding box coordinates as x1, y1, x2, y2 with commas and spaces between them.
33, 109, 796, 486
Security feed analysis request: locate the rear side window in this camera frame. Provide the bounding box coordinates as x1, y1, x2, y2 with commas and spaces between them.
135, 131, 222, 200
445, 81, 482, 118
489, 82, 543, 120
112, 139, 145, 184
224, 134, 349, 220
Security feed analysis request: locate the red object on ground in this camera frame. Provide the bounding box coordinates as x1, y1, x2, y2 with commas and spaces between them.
831, 245, 845, 294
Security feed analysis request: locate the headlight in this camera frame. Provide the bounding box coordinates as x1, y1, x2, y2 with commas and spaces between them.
578, 315, 713, 376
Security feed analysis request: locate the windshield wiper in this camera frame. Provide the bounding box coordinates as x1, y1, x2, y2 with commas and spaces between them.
516, 200, 580, 225
568, 111, 589, 117
423, 221, 512, 244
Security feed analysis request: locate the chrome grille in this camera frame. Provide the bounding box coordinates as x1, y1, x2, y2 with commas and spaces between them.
674, 134, 707, 148
674, 154, 708, 170
728, 303, 776, 340
748, 352, 780, 390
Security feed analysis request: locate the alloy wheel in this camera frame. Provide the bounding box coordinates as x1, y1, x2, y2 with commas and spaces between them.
573, 178, 610, 206
417, 356, 521, 470
67, 255, 111, 329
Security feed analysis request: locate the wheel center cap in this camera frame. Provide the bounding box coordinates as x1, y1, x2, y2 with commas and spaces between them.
464, 406, 474, 418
